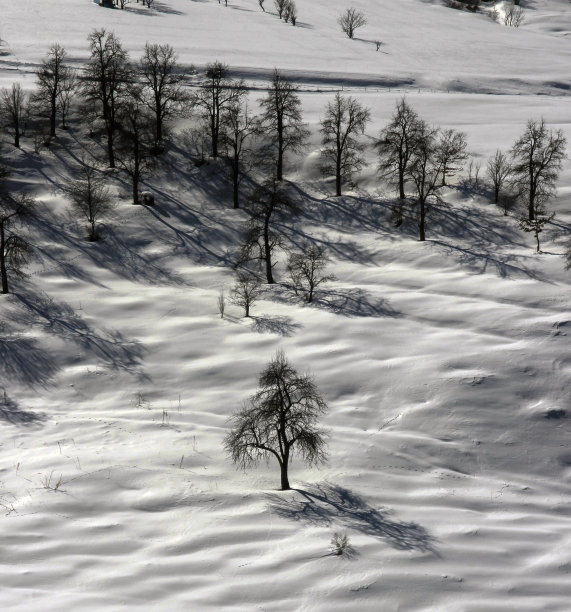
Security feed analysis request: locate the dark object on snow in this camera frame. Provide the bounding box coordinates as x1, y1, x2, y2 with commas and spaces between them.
137, 192, 155, 206
545, 409, 566, 420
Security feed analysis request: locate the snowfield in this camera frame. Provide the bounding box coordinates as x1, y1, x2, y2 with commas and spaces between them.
1, 0, 570, 610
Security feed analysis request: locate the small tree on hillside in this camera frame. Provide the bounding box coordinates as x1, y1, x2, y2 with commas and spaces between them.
82, 29, 131, 168
35, 43, 74, 139
67, 159, 113, 241
237, 180, 298, 284
320, 92, 370, 197
510, 118, 567, 221
259, 69, 309, 181
230, 271, 263, 317
0, 83, 28, 148
407, 121, 444, 242
486, 149, 512, 212
220, 101, 260, 209
0, 191, 34, 295
225, 350, 328, 490
116, 94, 155, 205
518, 203, 554, 253
139, 42, 187, 147
377, 97, 423, 202
435, 128, 468, 186
338, 8, 367, 39
196, 61, 244, 158
287, 243, 335, 303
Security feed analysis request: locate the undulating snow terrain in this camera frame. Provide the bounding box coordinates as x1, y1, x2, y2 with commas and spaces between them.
1, 0, 570, 610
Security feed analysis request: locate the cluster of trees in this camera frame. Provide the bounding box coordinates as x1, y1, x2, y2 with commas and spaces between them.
0, 29, 568, 296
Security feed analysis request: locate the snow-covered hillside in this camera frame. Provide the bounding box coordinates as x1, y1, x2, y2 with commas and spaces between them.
1, 1, 570, 610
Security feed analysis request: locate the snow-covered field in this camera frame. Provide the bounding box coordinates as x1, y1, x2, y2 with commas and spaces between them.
1, 0, 570, 610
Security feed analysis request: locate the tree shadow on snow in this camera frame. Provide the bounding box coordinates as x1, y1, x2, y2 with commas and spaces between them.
250, 314, 301, 337
0, 392, 46, 426
0, 333, 60, 388
267, 482, 436, 553
10, 290, 148, 380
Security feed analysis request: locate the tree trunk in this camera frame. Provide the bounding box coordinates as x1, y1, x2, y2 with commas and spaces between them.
419, 198, 426, 241
335, 153, 342, 197
276, 118, 284, 181
263, 214, 274, 284
0, 226, 8, 294
233, 159, 240, 209
535, 231, 540, 253
279, 461, 290, 490
398, 174, 405, 200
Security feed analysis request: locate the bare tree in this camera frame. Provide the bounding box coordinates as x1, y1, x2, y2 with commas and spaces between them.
237, 180, 297, 284
139, 43, 187, 147
57, 67, 78, 130
116, 0, 130, 8
196, 61, 244, 158
259, 0, 266, 11
0, 83, 28, 148
0, 188, 34, 295
116, 93, 155, 205
220, 101, 260, 208
504, 4, 524, 27
287, 243, 335, 303
35, 44, 75, 138
486, 149, 511, 211
230, 271, 263, 317
338, 8, 367, 39
510, 118, 567, 221
320, 92, 370, 197
143, 0, 155, 7
224, 350, 328, 490
435, 128, 468, 186
518, 202, 554, 253
377, 97, 423, 201
274, 0, 288, 19
283, 0, 298, 25
407, 121, 444, 241
67, 159, 113, 241
259, 69, 308, 181
82, 30, 131, 168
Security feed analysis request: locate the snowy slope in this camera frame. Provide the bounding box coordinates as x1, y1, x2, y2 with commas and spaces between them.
1, 1, 570, 611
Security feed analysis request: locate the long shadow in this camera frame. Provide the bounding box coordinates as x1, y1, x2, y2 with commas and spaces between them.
267, 482, 435, 553
0, 334, 59, 387
314, 288, 401, 317
269, 286, 400, 318
13, 290, 148, 379
0, 392, 45, 426
251, 314, 301, 337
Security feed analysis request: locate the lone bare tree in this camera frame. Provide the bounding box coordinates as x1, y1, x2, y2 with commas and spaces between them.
0, 83, 28, 148
320, 92, 370, 196
196, 61, 244, 158
82, 30, 131, 168
338, 8, 367, 39
0, 190, 34, 295
259, 69, 308, 181
230, 271, 263, 317
287, 243, 335, 303
35, 43, 74, 138
139, 42, 187, 147
220, 101, 260, 208
225, 350, 328, 490
486, 149, 511, 211
377, 98, 422, 201
510, 118, 567, 221
67, 159, 113, 241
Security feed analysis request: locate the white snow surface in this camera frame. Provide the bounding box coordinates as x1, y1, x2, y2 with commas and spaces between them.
1, 0, 570, 610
